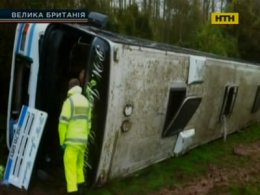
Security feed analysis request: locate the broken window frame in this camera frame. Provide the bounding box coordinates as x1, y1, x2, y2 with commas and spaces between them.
162, 95, 202, 138
219, 85, 239, 121
251, 85, 260, 113
162, 87, 186, 133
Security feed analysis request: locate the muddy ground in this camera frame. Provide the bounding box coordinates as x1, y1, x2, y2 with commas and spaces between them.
151, 140, 260, 195
0, 165, 67, 195
1, 140, 260, 195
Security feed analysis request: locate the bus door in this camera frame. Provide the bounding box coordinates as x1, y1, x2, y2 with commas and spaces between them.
7, 23, 42, 149
84, 36, 110, 185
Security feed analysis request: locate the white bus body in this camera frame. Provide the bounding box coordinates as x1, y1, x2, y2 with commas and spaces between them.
7, 23, 260, 185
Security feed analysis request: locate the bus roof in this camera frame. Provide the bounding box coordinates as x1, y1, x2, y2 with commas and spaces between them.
69, 23, 260, 66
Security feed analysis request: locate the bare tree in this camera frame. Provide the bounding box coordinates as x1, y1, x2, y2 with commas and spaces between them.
119, 0, 123, 9
123, 0, 126, 9
143, 0, 147, 10
163, 0, 166, 20
203, 0, 210, 21
147, 0, 152, 16
211, 0, 215, 12
220, 0, 225, 11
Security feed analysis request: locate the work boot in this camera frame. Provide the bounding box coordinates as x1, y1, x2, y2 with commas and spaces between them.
67, 191, 79, 195
78, 183, 87, 195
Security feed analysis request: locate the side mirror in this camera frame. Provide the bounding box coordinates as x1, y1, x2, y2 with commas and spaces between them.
88, 12, 108, 28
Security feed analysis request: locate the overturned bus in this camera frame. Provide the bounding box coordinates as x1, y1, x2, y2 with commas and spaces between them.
6, 20, 260, 186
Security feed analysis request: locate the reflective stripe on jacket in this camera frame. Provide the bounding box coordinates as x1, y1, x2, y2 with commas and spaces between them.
59, 86, 90, 146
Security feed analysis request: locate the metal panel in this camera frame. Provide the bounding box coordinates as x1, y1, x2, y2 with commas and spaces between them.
4, 105, 47, 190
188, 56, 206, 84
174, 128, 195, 155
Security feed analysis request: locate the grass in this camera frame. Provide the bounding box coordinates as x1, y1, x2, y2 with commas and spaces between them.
0, 121, 259, 194
85, 124, 260, 195
229, 183, 260, 195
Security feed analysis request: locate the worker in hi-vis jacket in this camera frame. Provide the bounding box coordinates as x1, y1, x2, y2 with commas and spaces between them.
58, 78, 90, 194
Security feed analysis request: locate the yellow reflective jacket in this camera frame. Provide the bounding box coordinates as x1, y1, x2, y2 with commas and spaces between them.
59, 86, 90, 146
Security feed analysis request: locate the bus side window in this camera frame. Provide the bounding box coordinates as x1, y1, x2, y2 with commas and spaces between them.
251, 85, 260, 113
69, 40, 91, 78
219, 85, 239, 121
162, 87, 202, 137
163, 87, 186, 134
162, 95, 202, 138
11, 55, 32, 118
